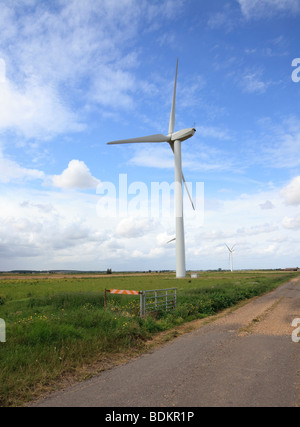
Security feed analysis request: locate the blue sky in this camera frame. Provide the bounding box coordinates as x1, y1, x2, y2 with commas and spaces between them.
1, 0, 300, 271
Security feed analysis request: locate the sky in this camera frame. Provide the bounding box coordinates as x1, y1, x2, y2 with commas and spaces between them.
1, 0, 300, 272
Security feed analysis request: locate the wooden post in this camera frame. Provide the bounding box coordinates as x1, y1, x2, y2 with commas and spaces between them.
139, 291, 143, 317
104, 289, 107, 309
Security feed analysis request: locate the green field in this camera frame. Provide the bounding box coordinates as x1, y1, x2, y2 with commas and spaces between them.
0, 270, 298, 406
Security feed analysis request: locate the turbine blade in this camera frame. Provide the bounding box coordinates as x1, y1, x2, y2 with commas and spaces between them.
168, 58, 178, 135
169, 142, 195, 210
182, 173, 195, 210
225, 243, 231, 251
107, 134, 170, 145
167, 238, 176, 244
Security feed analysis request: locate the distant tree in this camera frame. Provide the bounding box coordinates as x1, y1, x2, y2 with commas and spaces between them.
106, 268, 112, 274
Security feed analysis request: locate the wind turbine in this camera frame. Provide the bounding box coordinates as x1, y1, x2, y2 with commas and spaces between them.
225, 244, 235, 272
107, 59, 196, 278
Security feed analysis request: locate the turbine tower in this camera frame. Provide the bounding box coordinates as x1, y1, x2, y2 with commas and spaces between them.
225, 244, 235, 272
107, 59, 196, 278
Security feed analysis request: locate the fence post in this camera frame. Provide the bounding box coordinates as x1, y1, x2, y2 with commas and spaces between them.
140, 291, 144, 317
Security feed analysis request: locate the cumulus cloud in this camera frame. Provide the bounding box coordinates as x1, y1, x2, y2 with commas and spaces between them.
52, 160, 100, 190
1, 180, 300, 270
280, 176, 300, 205
0, 188, 110, 270
282, 214, 300, 229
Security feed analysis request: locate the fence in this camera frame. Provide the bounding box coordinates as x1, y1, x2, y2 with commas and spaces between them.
140, 288, 177, 316
104, 288, 177, 317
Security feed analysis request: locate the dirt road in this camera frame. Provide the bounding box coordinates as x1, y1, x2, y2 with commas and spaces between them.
31, 278, 300, 407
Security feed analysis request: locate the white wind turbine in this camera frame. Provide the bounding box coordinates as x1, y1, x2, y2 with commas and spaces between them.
225, 244, 235, 272
107, 59, 196, 278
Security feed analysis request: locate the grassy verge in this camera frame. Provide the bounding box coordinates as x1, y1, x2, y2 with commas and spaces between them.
0, 270, 298, 406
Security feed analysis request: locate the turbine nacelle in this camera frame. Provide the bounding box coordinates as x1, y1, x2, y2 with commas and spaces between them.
170, 128, 196, 142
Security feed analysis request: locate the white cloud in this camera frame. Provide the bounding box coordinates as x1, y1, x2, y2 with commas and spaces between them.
91, 67, 136, 110
282, 214, 300, 229
0, 1, 184, 141
236, 223, 279, 236
1, 180, 300, 270
115, 217, 152, 238
260, 200, 275, 210
52, 160, 100, 190
196, 126, 231, 140
240, 70, 270, 94
130, 145, 174, 169
0, 59, 83, 139
0, 188, 111, 269
247, 117, 300, 169
269, 134, 300, 169
280, 176, 300, 205
129, 138, 234, 172
237, 0, 300, 19
0, 148, 45, 183
207, 3, 239, 32
0, 58, 5, 83
20, 201, 54, 213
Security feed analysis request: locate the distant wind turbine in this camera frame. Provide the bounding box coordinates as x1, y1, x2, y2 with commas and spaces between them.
107, 59, 196, 278
225, 244, 236, 272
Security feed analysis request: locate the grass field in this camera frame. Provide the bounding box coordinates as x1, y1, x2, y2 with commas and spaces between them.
0, 270, 298, 406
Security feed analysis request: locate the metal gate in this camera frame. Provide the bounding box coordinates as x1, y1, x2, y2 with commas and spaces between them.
140, 288, 177, 316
